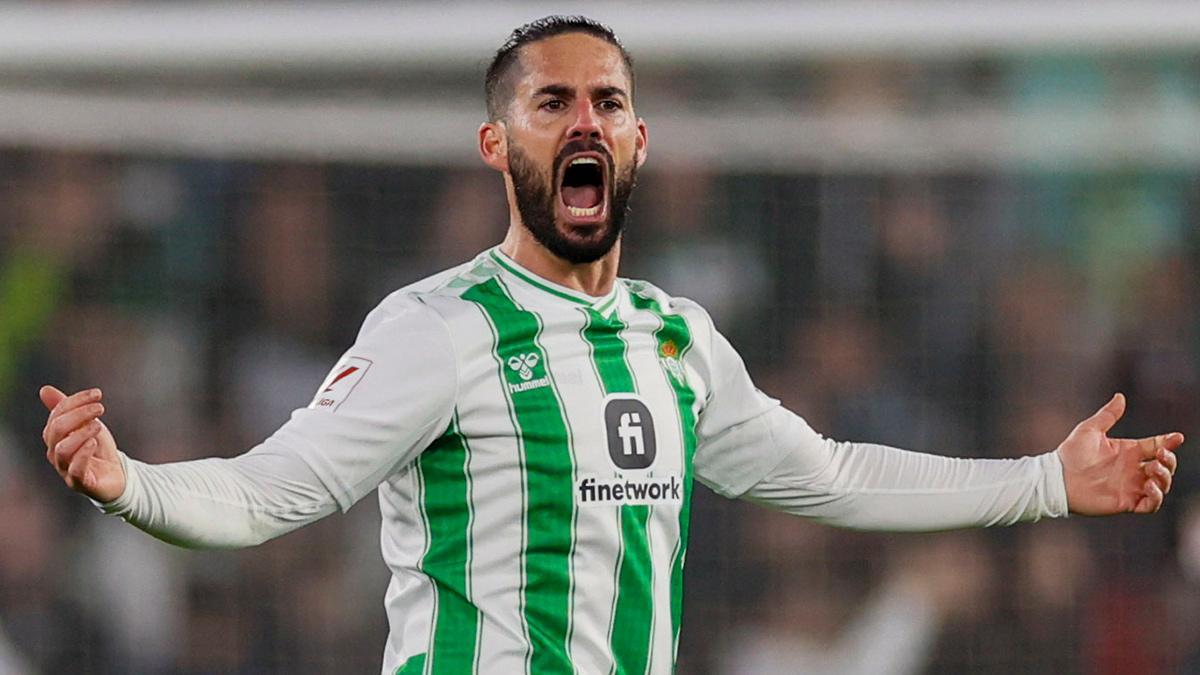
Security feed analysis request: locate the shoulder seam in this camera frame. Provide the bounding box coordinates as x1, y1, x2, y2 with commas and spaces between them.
382, 255, 501, 304
424, 256, 503, 299
413, 296, 461, 413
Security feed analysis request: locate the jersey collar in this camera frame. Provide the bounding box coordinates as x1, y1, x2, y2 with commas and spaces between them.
488, 247, 622, 317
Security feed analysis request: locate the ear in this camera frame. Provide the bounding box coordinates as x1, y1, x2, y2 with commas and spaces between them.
478, 121, 509, 173
634, 117, 648, 168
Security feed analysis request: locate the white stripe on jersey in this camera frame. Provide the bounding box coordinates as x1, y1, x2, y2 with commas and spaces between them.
379, 467, 434, 671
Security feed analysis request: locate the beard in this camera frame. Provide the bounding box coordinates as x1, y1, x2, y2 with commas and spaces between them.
508, 139, 638, 265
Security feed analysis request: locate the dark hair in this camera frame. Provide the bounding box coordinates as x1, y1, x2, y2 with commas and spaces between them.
485, 15, 634, 121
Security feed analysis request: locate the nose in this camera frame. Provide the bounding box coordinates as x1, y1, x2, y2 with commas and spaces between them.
566, 101, 602, 142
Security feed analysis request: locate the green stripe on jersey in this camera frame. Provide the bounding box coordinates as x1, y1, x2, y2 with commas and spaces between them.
581, 308, 636, 393
464, 278, 576, 674
579, 308, 655, 675
627, 290, 697, 660
418, 415, 481, 674
395, 652, 426, 675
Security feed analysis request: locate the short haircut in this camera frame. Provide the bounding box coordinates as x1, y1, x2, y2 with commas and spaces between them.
485, 15, 634, 121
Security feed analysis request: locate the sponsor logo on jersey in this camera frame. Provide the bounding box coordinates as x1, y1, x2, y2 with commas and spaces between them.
508, 352, 540, 380
310, 356, 373, 412
576, 474, 682, 505
505, 351, 551, 394
604, 395, 657, 469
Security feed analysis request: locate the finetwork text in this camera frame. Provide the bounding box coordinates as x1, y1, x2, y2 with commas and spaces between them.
576, 475, 682, 505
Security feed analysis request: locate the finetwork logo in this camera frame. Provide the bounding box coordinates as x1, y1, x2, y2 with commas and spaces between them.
577, 475, 682, 506
506, 351, 550, 394
604, 396, 656, 469
578, 395, 677, 506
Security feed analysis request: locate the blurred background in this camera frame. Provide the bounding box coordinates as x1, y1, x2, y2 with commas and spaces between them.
1, 2, 1198, 673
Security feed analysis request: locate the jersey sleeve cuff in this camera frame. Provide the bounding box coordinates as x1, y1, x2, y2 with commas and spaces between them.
1036, 449, 1070, 519
90, 450, 138, 516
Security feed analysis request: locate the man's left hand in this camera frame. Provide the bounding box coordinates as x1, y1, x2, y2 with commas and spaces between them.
1058, 393, 1183, 515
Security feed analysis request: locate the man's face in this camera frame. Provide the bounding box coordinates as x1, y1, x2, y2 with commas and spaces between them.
496, 33, 647, 264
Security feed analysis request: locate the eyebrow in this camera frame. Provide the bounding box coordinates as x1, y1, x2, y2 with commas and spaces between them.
593, 86, 628, 101
531, 84, 630, 101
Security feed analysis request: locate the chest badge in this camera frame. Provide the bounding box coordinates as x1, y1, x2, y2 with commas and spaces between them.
659, 340, 687, 386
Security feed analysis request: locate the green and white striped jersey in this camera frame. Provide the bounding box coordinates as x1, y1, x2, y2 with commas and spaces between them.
318, 247, 786, 675
102, 246, 1068, 675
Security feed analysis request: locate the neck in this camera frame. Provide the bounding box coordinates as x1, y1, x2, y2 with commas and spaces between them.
499, 223, 620, 297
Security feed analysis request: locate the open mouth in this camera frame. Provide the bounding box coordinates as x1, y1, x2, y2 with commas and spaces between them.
558, 153, 608, 223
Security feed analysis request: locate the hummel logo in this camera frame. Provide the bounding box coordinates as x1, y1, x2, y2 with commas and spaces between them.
507, 353, 540, 381
504, 351, 550, 395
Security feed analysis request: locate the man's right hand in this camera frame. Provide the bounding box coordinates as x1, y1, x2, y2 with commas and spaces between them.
40, 385, 126, 503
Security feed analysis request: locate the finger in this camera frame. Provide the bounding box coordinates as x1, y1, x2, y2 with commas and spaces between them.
49, 420, 103, 475
44, 403, 105, 449
1143, 460, 1172, 495
1134, 479, 1164, 514
1162, 432, 1185, 451
47, 388, 103, 418
40, 385, 68, 444
1158, 448, 1178, 475
1128, 432, 1186, 460
1136, 436, 1162, 460
64, 437, 100, 492
42, 389, 102, 446
39, 385, 67, 412
1081, 393, 1125, 434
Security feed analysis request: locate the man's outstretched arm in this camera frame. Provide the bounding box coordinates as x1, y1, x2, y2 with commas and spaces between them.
42, 384, 338, 548
709, 395, 1180, 531
39, 296, 456, 548
690, 316, 1182, 530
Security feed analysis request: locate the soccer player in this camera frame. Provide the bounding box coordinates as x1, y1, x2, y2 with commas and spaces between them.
40, 16, 1182, 675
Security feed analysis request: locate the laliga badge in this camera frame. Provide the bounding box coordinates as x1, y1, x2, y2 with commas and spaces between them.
310, 357, 373, 412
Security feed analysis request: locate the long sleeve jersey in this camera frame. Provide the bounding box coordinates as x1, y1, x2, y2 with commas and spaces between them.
99, 247, 1068, 675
